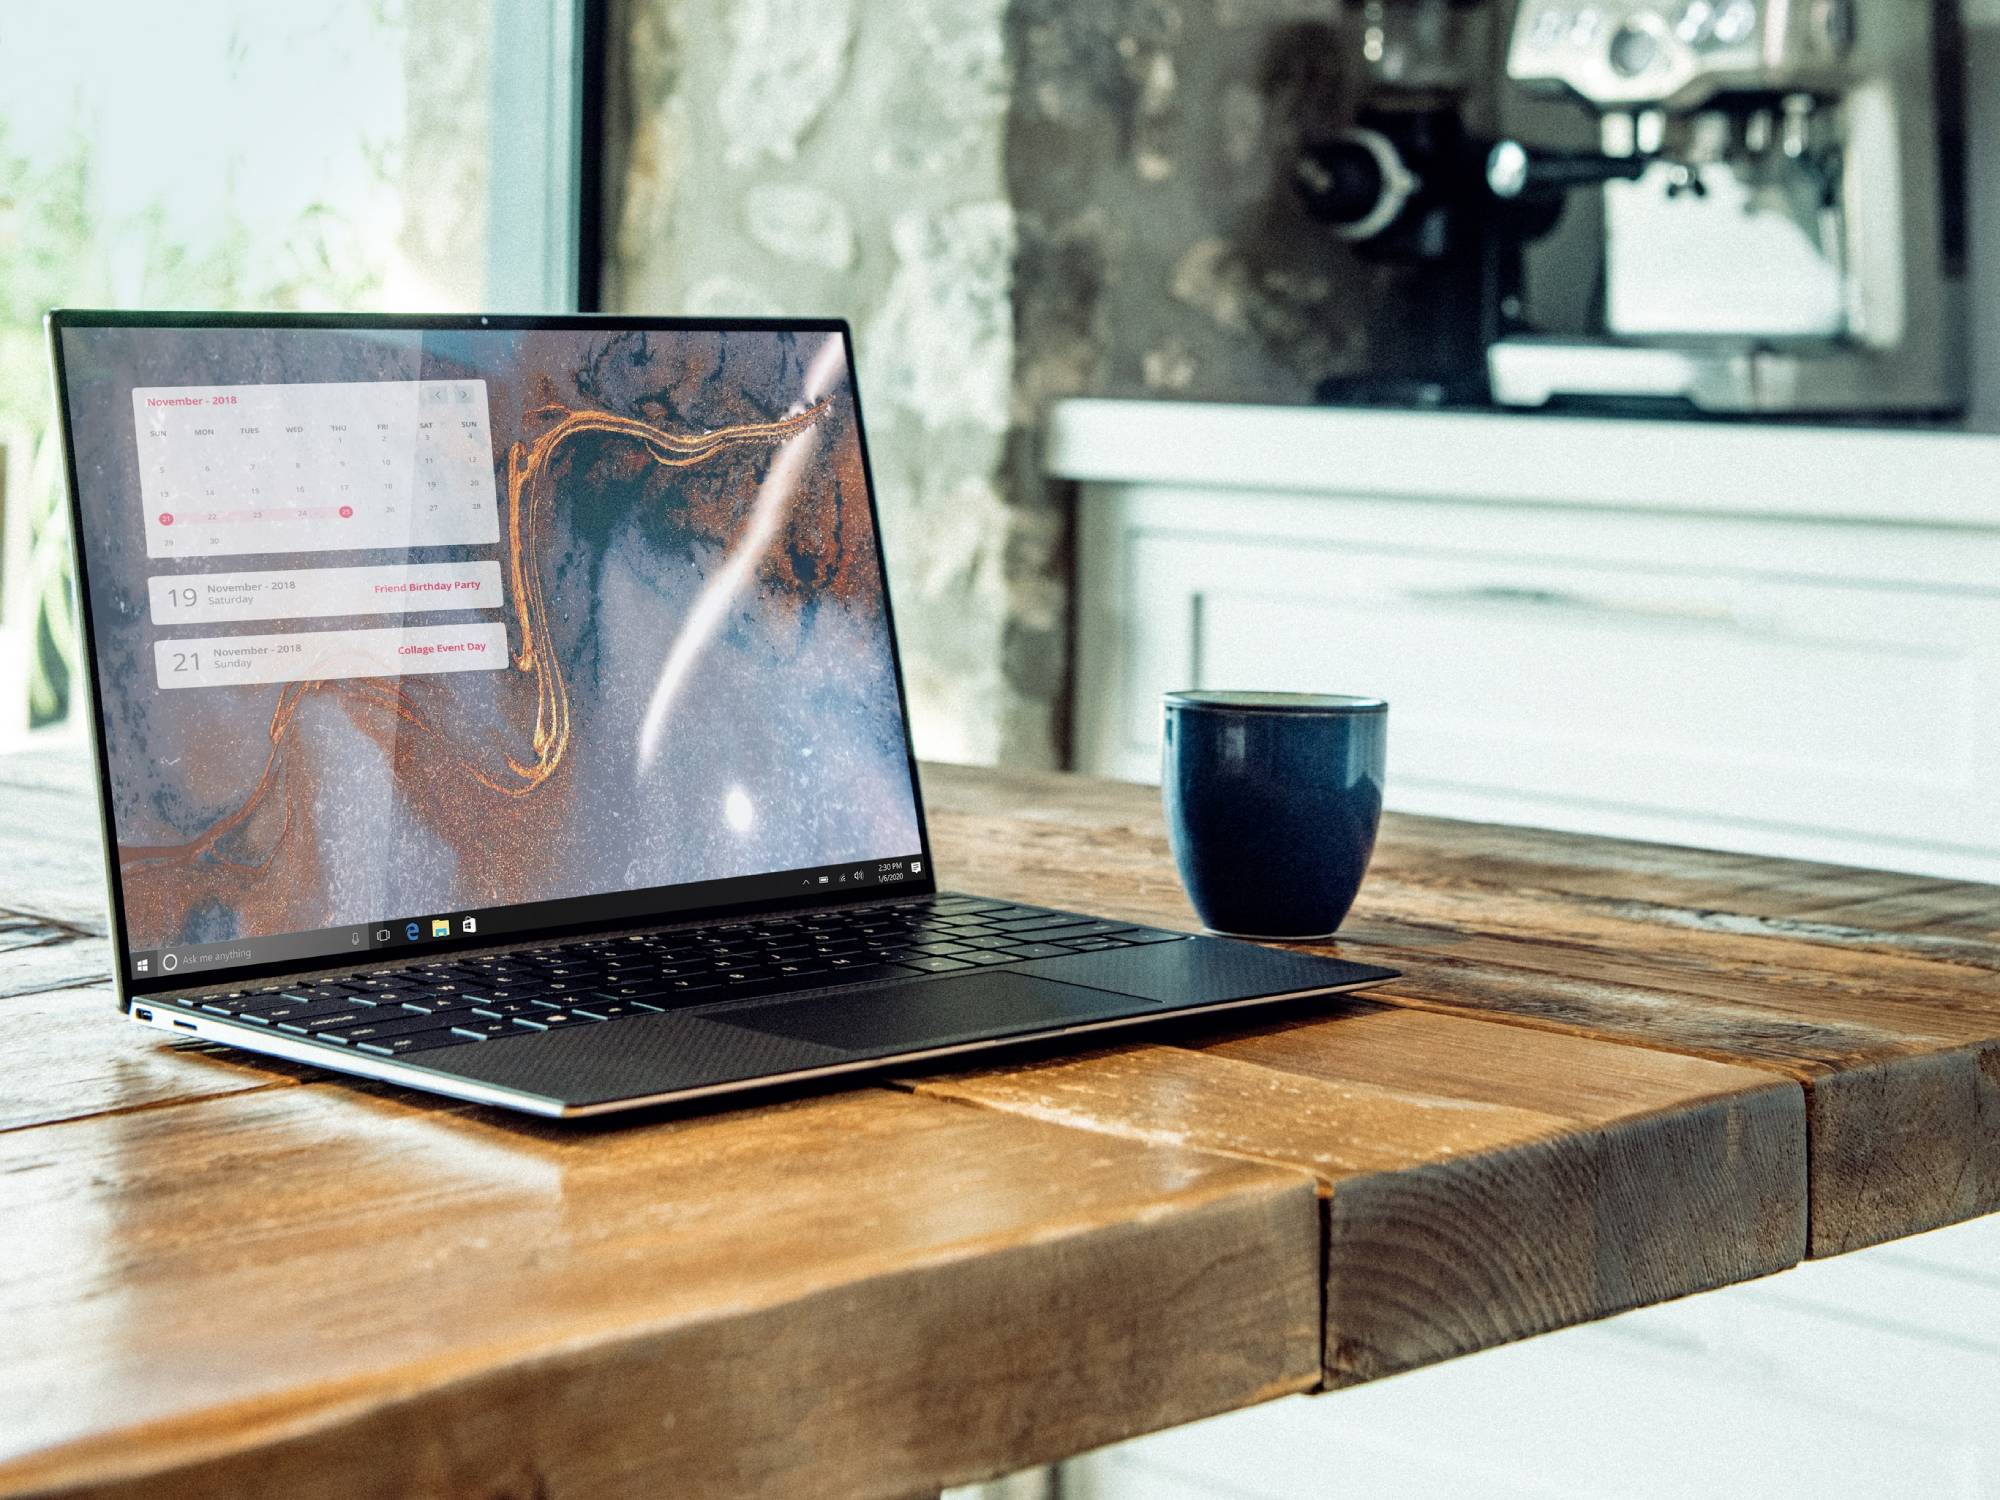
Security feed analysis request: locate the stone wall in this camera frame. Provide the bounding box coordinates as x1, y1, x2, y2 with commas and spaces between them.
607, 0, 1032, 766
606, 0, 1443, 767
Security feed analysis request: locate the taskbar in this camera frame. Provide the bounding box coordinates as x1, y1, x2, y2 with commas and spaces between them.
129, 852, 930, 989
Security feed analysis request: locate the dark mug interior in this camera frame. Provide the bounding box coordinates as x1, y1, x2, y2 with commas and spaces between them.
1161, 690, 1387, 940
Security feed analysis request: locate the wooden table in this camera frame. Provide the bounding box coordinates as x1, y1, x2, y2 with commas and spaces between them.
4, 747, 1996, 1499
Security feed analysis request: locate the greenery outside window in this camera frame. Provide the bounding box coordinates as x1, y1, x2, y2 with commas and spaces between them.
0, 0, 582, 749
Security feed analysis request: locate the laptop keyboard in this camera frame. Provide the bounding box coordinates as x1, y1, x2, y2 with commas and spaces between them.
177, 895, 1189, 1060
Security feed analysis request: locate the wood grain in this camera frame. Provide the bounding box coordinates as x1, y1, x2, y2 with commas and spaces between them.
0, 1084, 1319, 1500
4, 745, 1988, 1497
907, 1004, 1803, 1385
0, 984, 306, 1133
920, 762, 2000, 1257
0, 748, 108, 932
0, 930, 113, 1000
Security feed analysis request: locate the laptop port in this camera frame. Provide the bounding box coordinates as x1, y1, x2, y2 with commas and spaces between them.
135, 1008, 153, 1022
171, 1019, 198, 1032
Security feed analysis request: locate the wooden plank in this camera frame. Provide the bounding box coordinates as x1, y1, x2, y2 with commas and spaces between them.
0, 1082, 1320, 1500
0, 750, 107, 932
919, 763, 2000, 1257
0, 744, 1964, 1493
0, 930, 113, 1000
1371, 814, 2000, 944
0, 985, 306, 1133
907, 1004, 1803, 1386
922, 760, 2000, 943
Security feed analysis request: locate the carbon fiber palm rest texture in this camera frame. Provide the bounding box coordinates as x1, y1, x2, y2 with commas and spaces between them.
421, 1008, 853, 1107
418, 937, 1395, 1110
1011, 935, 1395, 1003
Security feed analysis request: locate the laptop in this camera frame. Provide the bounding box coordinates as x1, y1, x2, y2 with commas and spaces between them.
48, 311, 1396, 1118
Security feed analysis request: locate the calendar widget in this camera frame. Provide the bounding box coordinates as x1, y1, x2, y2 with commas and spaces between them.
134, 380, 500, 559
146, 560, 504, 626
154, 621, 508, 691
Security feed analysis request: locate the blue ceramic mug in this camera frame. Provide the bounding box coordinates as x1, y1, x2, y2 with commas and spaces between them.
1161, 690, 1387, 940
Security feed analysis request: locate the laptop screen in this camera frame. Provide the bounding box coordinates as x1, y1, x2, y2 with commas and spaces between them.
54, 317, 929, 991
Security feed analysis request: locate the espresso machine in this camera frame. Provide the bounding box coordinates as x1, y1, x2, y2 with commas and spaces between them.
1293, 0, 1562, 405
1484, 0, 1968, 415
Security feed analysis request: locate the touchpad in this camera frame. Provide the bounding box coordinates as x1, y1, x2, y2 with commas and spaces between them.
711, 971, 1158, 1057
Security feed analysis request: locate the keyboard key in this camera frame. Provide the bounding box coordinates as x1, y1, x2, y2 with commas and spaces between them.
512, 1011, 594, 1031
450, 1020, 518, 1041
317, 1013, 469, 1045
587, 986, 676, 1007
903, 956, 974, 973
293, 982, 372, 1002
662, 976, 724, 996
995, 943, 1073, 960
358, 1031, 484, 1056
398, 993, 482, 1015
356, 976, 424, 995
232, 992, 323, 1015
568, 1001, 646, 1021
468, 998, 539, 1017
270, 1004, 375, 1032
1003, 919, 1133, 939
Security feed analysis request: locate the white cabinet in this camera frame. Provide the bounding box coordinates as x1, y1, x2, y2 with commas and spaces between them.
1048, 399, 2000, 1498
1057, 403, 2000, 881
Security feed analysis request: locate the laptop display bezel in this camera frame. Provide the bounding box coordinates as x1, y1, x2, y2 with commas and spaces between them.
46, 309, 941, 1008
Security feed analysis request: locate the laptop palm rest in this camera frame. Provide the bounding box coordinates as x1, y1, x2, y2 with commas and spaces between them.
712, 972, 1158, 1055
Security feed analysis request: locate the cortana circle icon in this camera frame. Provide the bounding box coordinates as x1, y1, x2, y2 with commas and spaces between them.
405, 922, 420, 941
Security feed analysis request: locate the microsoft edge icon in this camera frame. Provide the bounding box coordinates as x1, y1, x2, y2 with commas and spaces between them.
405, 921, 420, 942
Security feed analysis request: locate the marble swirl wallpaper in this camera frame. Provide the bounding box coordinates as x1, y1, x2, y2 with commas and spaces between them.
60, 323, 923, 952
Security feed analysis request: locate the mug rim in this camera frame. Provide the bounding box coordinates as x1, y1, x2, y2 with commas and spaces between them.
1164, 689, 1387, 715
